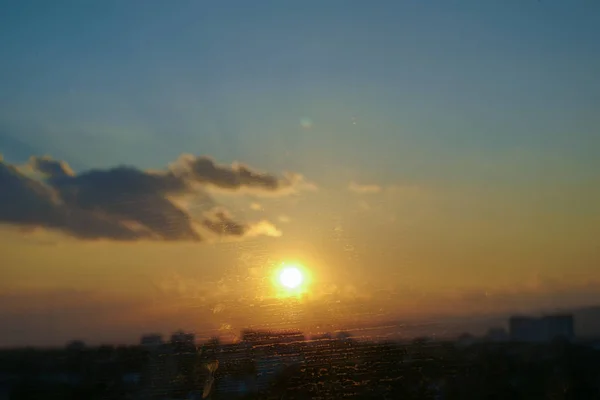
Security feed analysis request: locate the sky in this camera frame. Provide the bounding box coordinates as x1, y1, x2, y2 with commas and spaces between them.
1, 0, 599, 347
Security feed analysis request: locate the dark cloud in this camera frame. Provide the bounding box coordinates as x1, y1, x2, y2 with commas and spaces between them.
0, 154, 304, 241
0, 161, 144, 240
46, 166, 201, 241
201, 208, 282, 238
29, 155, 74, 178
172, 154, 312, 193
203, 209, 247, 236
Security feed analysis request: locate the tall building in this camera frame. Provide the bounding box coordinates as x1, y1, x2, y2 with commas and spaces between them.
542, 314, 575, 341
509, 316, 539, 342
509, 314, 574, 343
139, 345, 178, 399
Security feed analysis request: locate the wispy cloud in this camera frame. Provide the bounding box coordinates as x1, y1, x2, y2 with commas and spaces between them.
348, 181, 382, 194
348, 181, 426, 199
278, 215, 291, 223
0, 154, 312, 242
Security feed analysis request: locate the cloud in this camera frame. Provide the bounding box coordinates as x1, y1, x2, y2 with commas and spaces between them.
246, 220, 282, 237
348, 181, 382, 194
29, 155, 74, 178
0, 154, 306, 242
170, 154, 315, 195
202, 208, 282, 238
202, 209, 247, 236
278, 215, 291, 223
250, 202, 263, 211
0, 161, 143, 240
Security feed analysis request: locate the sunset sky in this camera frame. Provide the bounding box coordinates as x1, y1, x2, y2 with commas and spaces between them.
1, 0, 599, 347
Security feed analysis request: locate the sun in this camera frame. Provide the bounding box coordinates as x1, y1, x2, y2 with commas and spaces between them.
271, 262, 311, 297
279, 267, 303, 289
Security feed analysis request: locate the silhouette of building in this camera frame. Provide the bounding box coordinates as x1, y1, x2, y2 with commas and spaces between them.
139, 344, 178, 399
65, 340, 86, 351
170, 330, 195, 346
484, 327, 508, 343
456, 333, 477, 348
139, 331, 198, 399
509, 314, 574, 342
140, 333, 164, 348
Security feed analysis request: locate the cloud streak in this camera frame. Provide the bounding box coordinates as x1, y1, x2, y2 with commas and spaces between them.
348, 181, 382, 194
0, 154, 311, 242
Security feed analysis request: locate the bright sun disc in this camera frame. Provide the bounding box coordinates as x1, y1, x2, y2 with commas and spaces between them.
279, 267, 303, 289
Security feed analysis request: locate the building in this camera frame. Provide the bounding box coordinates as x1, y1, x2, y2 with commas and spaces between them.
509, 314, 574, 343
139, 345, 178, 399
170, 330, 195, 346
484, 327, 509, 343
65, 340, 86, 351
140, 333, 164, 348
456, 333, 477, 348
542, 314, 574, 341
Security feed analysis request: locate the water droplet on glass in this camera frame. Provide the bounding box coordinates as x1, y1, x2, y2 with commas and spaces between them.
300, 117, 313, 129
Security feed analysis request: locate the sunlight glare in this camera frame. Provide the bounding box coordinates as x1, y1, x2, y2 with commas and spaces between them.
279, 267, 303, 289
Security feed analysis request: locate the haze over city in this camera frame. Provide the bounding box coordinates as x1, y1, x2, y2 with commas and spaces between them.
1, 0, 599, 348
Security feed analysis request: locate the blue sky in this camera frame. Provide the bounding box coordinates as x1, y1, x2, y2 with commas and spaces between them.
1, 0, 598, 182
